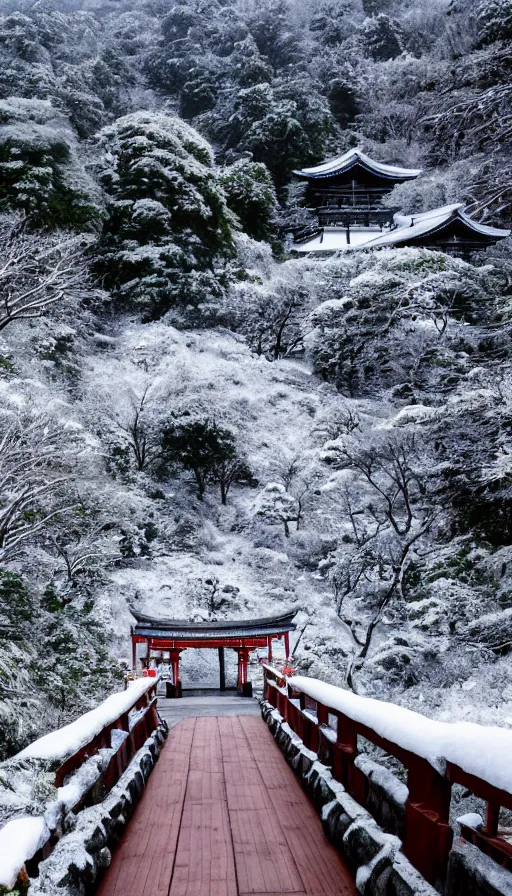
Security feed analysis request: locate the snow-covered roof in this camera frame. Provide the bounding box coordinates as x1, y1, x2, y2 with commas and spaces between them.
133, 610, 297, 640
392, 203, 464, 228
364, 205, 510, 248
293, 205, 510, 254
293, 149, 422, 181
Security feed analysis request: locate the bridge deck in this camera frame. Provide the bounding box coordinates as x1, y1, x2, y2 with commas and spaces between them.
96, 714, 356, 896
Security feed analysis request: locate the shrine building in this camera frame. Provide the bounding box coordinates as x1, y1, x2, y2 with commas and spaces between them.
292, 149, 510, 254
131, 610, 296, 698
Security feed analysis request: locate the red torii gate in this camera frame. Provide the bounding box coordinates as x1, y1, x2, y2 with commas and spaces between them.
130, 611, 296, 697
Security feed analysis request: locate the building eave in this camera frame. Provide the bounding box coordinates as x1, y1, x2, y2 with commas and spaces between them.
293, 149, 422, 182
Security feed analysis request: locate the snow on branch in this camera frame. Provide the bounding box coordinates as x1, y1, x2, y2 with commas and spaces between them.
0, 216, 93, 332
0, 411, 78, 564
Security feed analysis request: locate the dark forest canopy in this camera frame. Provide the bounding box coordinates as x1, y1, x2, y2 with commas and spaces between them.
0, 0, 511, 217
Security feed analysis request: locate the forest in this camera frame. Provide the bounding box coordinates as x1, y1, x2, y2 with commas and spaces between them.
0, 0, 511, 764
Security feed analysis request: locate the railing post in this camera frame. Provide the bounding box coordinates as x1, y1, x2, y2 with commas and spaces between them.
331, 712, 367, 802
317, 702, 328, 727
486, 800, 500, 837
403, 758, 453, 887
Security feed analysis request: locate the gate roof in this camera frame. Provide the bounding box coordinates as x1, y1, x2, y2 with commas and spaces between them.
131, 610, 297, 644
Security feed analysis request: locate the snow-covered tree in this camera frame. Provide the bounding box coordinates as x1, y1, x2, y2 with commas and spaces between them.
477, 0, 512, 44
361, 14, 405, 61
223, 264, 309, 360
0, 98, 101, 229
0, 215, 92, 331
306, 249, 499, 396
0, 409, 77, 565
97, 111, 235, 318
160, 418, 249, 503
219, 159, 277, 242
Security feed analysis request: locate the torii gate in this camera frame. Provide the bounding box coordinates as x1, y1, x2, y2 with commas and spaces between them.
130, 611, 297, 697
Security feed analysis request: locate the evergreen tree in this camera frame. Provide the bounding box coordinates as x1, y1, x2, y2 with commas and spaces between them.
362, 14, 405, 61
97, 111, 235, 318
160, 419, 249, 503
219, 159, 277, 241
477, 0, 512, 44
0, 97, 101, 229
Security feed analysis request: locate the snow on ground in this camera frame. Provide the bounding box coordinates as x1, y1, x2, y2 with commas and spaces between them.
78, 321, 512, 732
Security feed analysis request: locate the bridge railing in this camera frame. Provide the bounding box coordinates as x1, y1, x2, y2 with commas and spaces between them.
262, 666, 512, 886
0, 678, 160, 892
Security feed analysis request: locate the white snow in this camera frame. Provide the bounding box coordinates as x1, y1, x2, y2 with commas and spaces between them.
293, 205, 510, 254
365, 206, 511, 247
294, 226, 388, 253
393, 204, 464, 227
457, 813, 484, 830
17, 679, 155, 762
288, 676, 512, 795
294, 148, 422, 179
0, 816, 49, 889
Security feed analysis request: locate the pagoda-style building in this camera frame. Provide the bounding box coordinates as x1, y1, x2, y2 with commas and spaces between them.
294, 148, 422, 231
292, 150, 510, 254
131, 610, 296, 698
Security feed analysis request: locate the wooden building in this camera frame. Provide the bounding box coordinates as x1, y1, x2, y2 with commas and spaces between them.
293, 202, 510, 255
292, 148, 510, 255
293, 148, 422, 229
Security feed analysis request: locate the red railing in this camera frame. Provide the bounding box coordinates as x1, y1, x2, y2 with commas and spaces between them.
55, 681, 158, 790
3, 680, 161, 887
263, 666, 512, 886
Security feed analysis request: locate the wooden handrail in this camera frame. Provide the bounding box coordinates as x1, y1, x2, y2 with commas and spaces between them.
55, 682, 157, 787
1, 681, 162, 890
263, 668, 512, 886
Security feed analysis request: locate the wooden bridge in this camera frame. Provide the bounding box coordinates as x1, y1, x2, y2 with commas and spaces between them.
96, 708, 356, 896
2, 647, 512, 896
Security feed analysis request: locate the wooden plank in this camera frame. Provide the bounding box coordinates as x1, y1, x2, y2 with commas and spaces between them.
229, 807, 304, 894
96, 719, 195, 896
169, 717, 237, 896
236, 716, 357, 896
220, 716, 305, 895
170, 799, 237, 896
98, 712, 356, 896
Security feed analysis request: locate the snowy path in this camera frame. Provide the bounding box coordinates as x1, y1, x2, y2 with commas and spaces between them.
158, 693, 261, 728
96, 714, 356, 896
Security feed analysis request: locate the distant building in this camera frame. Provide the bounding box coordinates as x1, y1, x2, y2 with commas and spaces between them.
292, 150, 509, 255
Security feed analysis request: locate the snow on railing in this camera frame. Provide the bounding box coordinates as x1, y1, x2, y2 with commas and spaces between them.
0, 818, 49, 890
0, 677, 160, 892
262, 666, 512, 886
288, 675, 512, 794
18, 677, 156, 763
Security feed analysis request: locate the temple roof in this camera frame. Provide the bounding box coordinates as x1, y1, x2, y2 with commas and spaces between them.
293, 149, 422, 181
365, 205, 510, 248
131, 610, 297, 640
293, 205, 510, 253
